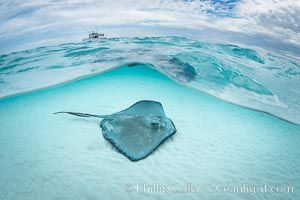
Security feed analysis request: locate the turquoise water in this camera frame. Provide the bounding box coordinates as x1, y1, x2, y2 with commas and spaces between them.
0, 37, 300, 199
0, 64, 299, 200
0, 37, 299, 124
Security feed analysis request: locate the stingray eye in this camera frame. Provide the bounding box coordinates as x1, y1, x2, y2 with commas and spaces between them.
151, 122, 160, 129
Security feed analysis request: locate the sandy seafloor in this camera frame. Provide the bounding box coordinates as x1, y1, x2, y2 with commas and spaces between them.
0, 65, 299, 200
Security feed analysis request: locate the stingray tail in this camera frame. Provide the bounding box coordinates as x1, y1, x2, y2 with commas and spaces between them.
53, 111, 106, 118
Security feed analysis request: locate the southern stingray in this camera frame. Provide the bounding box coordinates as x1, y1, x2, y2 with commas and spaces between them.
54, 100, 176, 161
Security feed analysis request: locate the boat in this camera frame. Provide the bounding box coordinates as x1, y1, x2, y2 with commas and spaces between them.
82, 31, 106, 41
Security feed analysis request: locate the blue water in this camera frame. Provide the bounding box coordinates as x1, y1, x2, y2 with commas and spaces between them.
0, 37, 300, 199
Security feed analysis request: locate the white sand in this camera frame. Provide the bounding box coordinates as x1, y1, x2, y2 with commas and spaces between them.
0, 65, 299, 199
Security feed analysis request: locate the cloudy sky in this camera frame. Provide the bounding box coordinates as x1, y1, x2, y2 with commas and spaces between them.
0, 0, 299, 56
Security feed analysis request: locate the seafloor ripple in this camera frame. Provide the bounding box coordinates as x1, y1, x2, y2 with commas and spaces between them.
0, 65, 299, 200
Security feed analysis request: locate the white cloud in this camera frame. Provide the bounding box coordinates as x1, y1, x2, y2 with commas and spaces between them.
0, 0, 299, 55
235, 0, 300, 44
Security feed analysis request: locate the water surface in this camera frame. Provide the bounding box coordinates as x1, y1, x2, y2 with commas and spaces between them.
1, 37, 299, 124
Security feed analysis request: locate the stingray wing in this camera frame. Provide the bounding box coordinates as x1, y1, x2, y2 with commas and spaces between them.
113, 100, 166, 117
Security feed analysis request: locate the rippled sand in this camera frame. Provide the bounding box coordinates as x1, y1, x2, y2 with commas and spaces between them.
0, 65, 299, 199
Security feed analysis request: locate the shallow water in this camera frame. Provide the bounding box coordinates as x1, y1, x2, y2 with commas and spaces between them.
0, 65, 299, 199
0, 37, 299, 124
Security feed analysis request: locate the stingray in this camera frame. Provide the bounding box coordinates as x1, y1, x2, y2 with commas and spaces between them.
54, 100, 176, 161
155, 55, 197, 83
